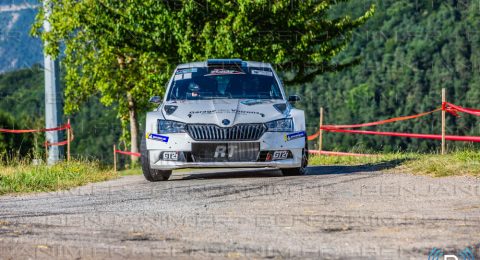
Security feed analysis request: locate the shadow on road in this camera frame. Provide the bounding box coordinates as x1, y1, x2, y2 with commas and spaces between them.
174, 168, 283, 181
172, 159, 406, 181
173, 159, 407, 180
307, 159, 408, 175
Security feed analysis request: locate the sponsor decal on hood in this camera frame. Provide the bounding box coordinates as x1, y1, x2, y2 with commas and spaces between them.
162, 99, 287, 125
187, 109, 265, 118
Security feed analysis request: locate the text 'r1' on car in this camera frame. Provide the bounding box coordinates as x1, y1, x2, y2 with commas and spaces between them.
141, 59, 308, 181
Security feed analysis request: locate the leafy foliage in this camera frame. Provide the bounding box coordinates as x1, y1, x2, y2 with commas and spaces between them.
31, 0, 374, 158
173, 0, 375, 84
8, 1, 478, 158
32, 0, 178, 159
292, 1, 480, 152
0, 66, 43, 158
0, 67, 122, 163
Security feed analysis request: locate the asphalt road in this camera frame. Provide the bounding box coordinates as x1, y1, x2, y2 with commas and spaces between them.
0, 165, 479, 259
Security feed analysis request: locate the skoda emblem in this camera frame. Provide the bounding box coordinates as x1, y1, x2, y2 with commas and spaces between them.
222, 119, 230, 125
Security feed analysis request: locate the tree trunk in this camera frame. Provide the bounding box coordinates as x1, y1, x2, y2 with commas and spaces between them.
127, 92, 139, 165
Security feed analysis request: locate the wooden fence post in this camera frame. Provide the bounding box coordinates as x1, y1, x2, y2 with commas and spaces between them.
67, 118, 71, 162
319, 107, 324, 154
45, 142, 48, 163
441, 88, 446, 155
113, 144, 117, 173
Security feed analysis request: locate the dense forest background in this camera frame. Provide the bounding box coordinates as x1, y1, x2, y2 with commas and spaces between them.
290, 0, 480, 152
0, 66, 123, 163
1, 0, 480, 162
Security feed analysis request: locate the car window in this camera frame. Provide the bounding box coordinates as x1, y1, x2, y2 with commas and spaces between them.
167, 67, 283, 100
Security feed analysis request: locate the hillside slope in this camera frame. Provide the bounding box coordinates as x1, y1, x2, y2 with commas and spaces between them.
0, 1, 42, 73
291, 1, 480, 152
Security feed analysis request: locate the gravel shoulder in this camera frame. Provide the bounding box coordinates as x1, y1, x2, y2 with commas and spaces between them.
0, 166, 479, 259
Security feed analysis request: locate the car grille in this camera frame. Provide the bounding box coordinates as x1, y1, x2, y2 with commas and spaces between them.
186, 124, 266, 141
191, 142, 260, 162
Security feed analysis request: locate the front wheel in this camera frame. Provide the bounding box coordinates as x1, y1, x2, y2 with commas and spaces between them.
141, 136, 171, 182
281, 138, 308, 176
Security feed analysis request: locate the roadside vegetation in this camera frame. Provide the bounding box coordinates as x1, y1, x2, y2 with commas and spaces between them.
309, 151, 480, 177
0, 151, 478, 195
0, 159, 117, 195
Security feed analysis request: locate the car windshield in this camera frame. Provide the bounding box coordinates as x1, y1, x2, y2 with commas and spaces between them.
167, 66, 283, 100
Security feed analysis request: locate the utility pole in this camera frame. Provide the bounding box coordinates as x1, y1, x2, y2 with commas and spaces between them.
43, 0, 63, 164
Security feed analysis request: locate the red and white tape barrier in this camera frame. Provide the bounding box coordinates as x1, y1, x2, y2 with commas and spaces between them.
307, 102, 480, 143
115, 150, 141, 157
0, 123, 71, 133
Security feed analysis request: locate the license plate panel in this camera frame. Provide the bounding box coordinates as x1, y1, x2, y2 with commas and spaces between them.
162, 151, 179, 161
272, 150, 289, 160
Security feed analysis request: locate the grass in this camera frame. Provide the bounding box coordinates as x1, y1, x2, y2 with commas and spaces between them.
309, 152, 412, 166
401, 151, 480, 177
0, 159, 117, 195
123, 152, 480, 178
309, 151, 480, 177
119, 167, 142, 176
1, 150, 478, 196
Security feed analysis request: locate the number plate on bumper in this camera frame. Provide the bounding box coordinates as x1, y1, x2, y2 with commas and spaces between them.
191, 142, 260, 162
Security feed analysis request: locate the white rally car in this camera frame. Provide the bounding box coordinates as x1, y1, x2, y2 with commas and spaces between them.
141, 59, 308, 181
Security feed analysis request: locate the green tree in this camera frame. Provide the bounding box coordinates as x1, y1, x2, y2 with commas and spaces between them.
33, 0, 177, 163
33, 0, 374, 163
174, 0, 375, 84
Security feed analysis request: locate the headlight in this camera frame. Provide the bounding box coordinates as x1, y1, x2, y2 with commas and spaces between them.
265, 118, 294, 132
158, 120, 186, 133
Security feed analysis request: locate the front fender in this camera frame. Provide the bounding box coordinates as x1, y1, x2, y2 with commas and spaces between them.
145, 111, 163, 149
290, 108, 306, 132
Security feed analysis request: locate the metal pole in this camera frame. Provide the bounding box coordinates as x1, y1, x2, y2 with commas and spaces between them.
441, 88, 446, 155
43, 0, 63, 164
318, 107, 324, 154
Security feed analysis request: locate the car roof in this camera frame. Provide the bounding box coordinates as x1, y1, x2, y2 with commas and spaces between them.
176, 60, 272, 69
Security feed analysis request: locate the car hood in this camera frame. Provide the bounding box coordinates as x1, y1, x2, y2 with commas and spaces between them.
161, 99, 289, 126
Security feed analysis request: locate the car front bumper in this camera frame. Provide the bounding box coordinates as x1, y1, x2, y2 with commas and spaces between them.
150, 158, 302, 170
146, 132, 305, 170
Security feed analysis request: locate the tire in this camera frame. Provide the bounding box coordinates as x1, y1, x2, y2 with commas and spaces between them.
281, 137, 309, 176
141, 136, 171, 182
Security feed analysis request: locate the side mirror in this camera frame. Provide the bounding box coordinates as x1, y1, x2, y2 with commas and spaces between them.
149, 96, 162, 104
288, 95, 301, 104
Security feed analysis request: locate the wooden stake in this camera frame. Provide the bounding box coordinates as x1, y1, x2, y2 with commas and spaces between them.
319, 107, 324, 153
45, 142, 48, 164
441, 88, 446, 155
113, 144, 117, 173
67, 118, 71, 162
